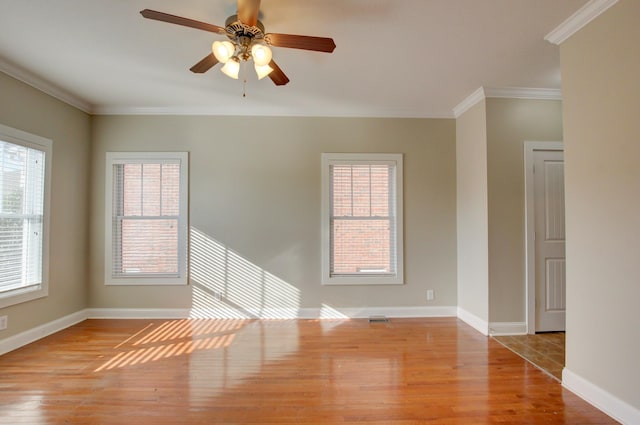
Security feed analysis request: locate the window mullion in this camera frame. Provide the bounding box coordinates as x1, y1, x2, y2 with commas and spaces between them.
388, 165, 396, 273
349, 166, 354, 217
368, 164, 372, 217
159, 164, 163, 215
140, 163, 144, 216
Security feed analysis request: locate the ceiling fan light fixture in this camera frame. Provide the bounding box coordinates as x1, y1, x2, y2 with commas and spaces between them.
254, 63, 274, 80
140, 5, 336, 88
212, 40, 235, 63
251, 44, 272, 67
220, 57, 240, 79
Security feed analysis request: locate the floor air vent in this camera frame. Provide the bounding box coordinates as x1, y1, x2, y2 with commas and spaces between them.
368, 315, 389, 323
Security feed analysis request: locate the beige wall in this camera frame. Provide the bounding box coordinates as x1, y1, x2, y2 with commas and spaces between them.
456, 101, 489, 323
0, 68, 561, 340
561, 0, 640, 410
89, 116, 457, 313
0, 72, 91, 338
486, 98, 563, 322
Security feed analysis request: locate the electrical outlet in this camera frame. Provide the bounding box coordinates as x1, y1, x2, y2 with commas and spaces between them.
0, 315, 7, 331
426, 290, 434, 301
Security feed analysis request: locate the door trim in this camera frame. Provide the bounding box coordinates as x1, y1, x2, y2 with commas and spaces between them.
524, 141, 563, 334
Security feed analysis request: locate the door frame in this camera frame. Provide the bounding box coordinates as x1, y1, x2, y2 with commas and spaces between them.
524, 141, 564, 334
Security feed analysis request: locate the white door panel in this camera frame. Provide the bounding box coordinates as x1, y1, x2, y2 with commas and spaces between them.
534, 150, 566, 332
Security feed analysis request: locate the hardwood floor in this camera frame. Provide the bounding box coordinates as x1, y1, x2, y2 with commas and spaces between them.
0, 318, 616, 424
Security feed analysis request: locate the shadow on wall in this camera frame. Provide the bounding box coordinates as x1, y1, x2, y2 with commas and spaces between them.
190, 227, 301, 319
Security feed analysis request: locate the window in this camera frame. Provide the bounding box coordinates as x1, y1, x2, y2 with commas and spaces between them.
321, 153, 403, 285
105, 152, 188, 285
0, 124, 51, 308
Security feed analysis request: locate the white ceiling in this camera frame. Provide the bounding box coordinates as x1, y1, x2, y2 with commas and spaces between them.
0, 0, 588, 118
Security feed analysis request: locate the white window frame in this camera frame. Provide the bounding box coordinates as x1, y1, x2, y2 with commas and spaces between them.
105, 152, 188, 285
321, 153, 404, 285
0, 123, 52, 308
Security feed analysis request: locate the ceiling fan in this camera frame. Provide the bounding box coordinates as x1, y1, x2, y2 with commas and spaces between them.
140, 0, 336, 86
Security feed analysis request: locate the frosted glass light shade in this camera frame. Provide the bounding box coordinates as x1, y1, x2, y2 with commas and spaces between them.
212, 41, 235, 63
220, 58, 240, 79
254, 63, 274, 80
251, 44, 272, 66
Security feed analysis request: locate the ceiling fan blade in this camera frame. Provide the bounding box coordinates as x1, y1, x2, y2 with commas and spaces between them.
140, 9, 226, 35
265, 33, 336, 53
237, 0, 261, 27
268, 60, 290, 86
190, 53, 219, 74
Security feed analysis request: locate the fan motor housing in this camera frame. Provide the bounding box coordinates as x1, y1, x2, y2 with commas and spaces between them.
224, 14, 265, 40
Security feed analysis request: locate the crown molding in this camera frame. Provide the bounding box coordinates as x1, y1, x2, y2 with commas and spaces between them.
484, 87, 562, 100
453, 87, 562, 118
545, 0, 619, 45
452, 87, 486, 118
92, 105, 455, 119
0, 58, 92, 113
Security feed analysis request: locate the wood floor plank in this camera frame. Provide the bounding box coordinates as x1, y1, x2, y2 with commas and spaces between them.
0, 318, 617, 424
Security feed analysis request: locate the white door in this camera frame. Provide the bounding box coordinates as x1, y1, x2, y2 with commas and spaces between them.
534, 150, 566, 332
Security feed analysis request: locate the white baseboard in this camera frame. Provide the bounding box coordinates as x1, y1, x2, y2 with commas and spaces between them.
90, 306, 457, 320
0, 306, 458, 355
563, 368, 639, 425
315, 306, 457, 319
0, 309, 89, 356
87, 308, 190, 319
489, 322, 527, 336
457, 307, 489, 335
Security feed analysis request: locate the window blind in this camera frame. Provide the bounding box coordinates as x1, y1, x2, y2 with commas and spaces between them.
0, 140, 45, 293
111, 162, 181, 278
329, 163, 397, 277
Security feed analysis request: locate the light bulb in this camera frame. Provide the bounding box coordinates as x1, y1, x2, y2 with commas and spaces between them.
254, 63, 274, 80
212, 41, 235, 63
251, 44, 272, 67
220, 58, 240, 79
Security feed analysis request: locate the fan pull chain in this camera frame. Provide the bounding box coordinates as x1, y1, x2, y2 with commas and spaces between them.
242, 61, 247, 98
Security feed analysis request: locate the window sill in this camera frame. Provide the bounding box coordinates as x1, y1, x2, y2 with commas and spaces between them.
0, 285, 48, 308
321, 276, 404, 286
